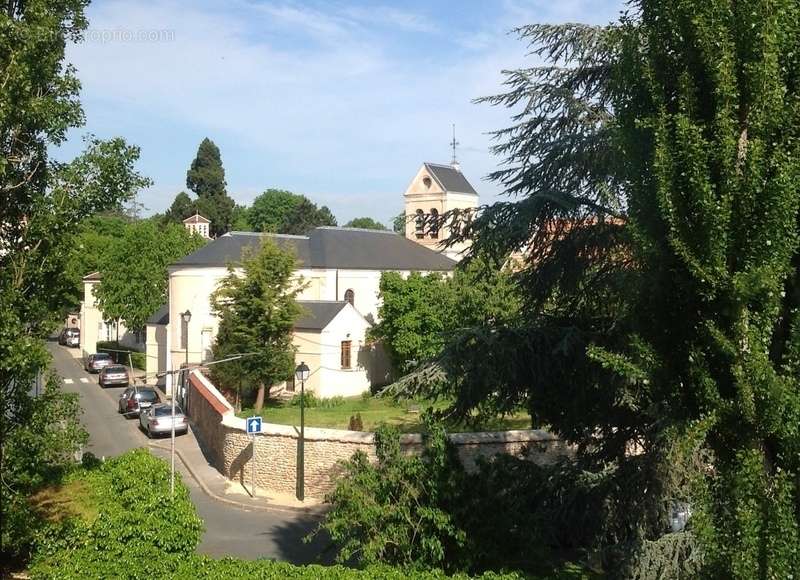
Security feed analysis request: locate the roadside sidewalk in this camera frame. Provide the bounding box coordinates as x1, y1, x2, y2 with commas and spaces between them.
148, 423, 327, 516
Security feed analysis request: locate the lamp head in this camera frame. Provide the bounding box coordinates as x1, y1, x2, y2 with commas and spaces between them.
295, 361, 310, 382
181, 310, 192, 324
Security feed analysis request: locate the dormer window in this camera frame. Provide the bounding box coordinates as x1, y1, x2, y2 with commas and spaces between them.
415, 209, 425, 239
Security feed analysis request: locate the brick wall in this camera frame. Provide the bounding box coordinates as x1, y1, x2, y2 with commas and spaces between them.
187, 371, 571, 500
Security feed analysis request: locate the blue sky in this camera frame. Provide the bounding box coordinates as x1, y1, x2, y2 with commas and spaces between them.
60, 0, 623, 226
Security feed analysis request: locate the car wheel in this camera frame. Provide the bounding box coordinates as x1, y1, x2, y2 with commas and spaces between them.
146, 425, 153, 439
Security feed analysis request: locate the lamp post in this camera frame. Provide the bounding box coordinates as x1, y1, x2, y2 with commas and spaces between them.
170, 309, 191, 497
294, 361, 310, 501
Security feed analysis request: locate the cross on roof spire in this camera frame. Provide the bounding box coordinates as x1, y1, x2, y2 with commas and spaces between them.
450, 123, 460, 170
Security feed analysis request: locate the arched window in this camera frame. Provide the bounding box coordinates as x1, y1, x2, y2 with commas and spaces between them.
429, 208, 439, 239
344, 289, 354, 307
415, 209, 425, 239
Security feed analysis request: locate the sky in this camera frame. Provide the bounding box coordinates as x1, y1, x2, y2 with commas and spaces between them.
59, 0, 624, 226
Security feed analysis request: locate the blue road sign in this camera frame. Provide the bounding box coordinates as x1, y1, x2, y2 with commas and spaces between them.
246, 416, 262, 434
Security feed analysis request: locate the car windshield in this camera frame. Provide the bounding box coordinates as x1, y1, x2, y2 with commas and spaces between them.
135, 390, 159, 402
94, 353, 111, 361
105, 366, 126, 373
154, 406, 182, 417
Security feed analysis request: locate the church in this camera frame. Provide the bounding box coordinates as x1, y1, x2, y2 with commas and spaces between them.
134, 161, 479, 398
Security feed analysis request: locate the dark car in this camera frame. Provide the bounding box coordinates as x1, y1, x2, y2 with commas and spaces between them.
99, 365, 129, 388
59, 327, 80, 347
118, 386, 160, 417
84, 352, 112, 373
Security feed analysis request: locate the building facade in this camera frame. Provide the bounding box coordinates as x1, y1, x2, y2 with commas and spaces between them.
403, 162, 479, 260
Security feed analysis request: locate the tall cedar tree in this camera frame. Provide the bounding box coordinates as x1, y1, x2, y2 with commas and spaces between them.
210, 238, 303, 411
399, 3, 800, 577
186, 138, 234, 236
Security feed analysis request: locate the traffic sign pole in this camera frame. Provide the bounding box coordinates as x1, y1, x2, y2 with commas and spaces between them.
251, 433, 257, 497
246, 416, 262, 497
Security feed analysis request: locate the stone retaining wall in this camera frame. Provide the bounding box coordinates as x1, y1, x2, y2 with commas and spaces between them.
187, 371, 571, 499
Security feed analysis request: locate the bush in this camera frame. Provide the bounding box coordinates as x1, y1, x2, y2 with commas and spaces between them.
289, 391, 319, 408
348, 413, 364, 431
95, 341, 146, 370
319, 395, 345, 409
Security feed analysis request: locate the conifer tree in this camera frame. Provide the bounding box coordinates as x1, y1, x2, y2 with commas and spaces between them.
400, 2, 800, 576
186, 138, 234, 236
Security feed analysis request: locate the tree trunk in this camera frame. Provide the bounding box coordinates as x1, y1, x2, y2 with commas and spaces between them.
254, 383, 265, 412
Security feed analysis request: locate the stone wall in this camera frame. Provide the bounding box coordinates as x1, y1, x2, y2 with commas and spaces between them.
187, 371, 571, 500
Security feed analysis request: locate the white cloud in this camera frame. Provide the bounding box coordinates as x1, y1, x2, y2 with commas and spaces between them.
64, 0, 622, 224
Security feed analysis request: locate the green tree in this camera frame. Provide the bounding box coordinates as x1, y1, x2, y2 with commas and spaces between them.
210, 238, 303, 411
392, 213, 407, 234
248, 188, 337, 234
230, 204, 252, 231
186, 137, 226, 197
344, 217, 387, 230
404, 5, 800, 576
1, 0, 149, 566
94, 222, 206, 336
164, 191, 194, 224
186, 138, 234, 237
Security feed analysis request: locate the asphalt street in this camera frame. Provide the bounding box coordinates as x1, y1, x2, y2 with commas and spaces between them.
48, 341, 331, 563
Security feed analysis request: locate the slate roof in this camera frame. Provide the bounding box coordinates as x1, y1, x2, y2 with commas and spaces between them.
424, 162, 478, 195
294, 301, 348, 331
171, 227, 456, 271
146, 303, 169, 326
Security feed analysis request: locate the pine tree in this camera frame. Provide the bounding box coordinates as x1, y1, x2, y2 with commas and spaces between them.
402, 2, 800, 576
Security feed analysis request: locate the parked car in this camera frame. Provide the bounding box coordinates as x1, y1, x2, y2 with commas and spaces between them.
59, 327, 80, 347
118, 386, 160, 416
99, 365, 129, 388
84, 352, 113, 373
139, 403, 188, 438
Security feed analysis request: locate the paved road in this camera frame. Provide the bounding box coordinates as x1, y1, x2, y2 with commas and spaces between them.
48, 341, 331, 563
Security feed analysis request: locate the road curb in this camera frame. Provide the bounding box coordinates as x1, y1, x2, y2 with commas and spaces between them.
148, 441, 328, 517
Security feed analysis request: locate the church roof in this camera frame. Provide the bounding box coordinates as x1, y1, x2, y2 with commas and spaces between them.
183, 214, 210, 224
294, 301, 349, 331
170, 227, 456, 271
423, 163, 478, 196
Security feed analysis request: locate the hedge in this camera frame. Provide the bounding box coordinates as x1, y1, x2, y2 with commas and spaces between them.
96, 341, 147, 370
28, 449, 523, 580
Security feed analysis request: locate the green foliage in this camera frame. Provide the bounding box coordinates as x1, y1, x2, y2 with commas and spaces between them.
393, 213, 407, 234
289, 391, 320, 408
185, 138, 234, 236
1, 376, 88, 563
210, 238, 303, 407
344, 217, 387, 230
320, 395, 346, 408
186, 137, 226, 198
164, 191, 195, 224
95, 341, 146, 370
372, 258, 521, 374
30, 448, 203, 578
410, 3, 800, 576
94, 220, 206, 332
230, 204, 252, 231
248, 188, 337, 234
319, 421, 467, 571
1, 2, 149, 567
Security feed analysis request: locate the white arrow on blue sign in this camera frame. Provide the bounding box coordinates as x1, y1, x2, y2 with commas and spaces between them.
246, 416, 262, 434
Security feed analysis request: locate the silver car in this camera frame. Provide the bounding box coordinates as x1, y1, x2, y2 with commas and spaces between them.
85, 352, 112, 373
139, 403, 188, 438
99, 365, 129, 388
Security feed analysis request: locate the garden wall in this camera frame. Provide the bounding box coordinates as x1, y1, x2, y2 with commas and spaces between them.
187, 371, 572, 500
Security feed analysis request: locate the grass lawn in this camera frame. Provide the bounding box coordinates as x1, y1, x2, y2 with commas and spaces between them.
236, 395, 532, 433
29, 479, 98, 524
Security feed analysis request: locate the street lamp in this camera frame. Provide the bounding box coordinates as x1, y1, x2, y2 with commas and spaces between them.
294, 361, 310, 501
181, 310, 192, 407
171, 309, 191, 497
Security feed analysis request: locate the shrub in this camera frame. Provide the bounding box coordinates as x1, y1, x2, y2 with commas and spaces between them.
289, 391, 319, 408
95, 341, 146, 370
348, 413, 364, 431
319, 395, 345, 409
